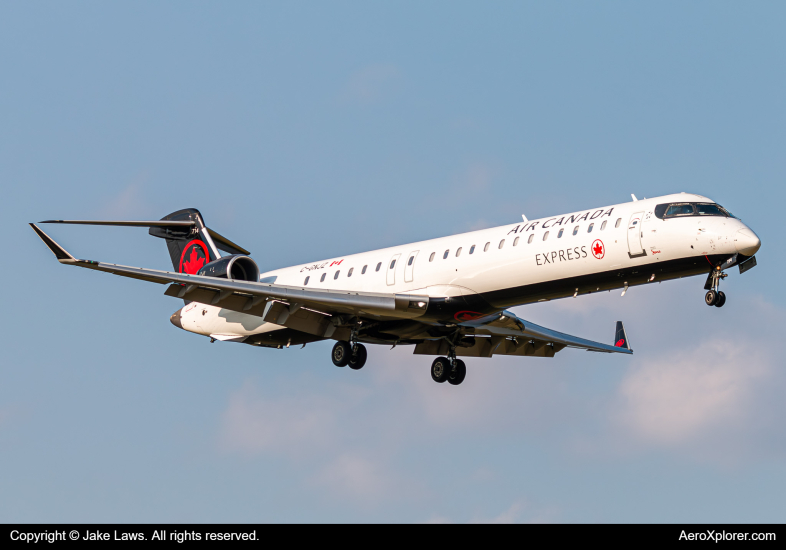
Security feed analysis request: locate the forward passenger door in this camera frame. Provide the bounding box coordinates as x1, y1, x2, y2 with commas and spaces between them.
627, 212, 646, 258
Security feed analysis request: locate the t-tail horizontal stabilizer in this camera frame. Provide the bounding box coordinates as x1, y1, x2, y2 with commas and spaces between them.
614, 321, 632, 351
38, 211, 251, 272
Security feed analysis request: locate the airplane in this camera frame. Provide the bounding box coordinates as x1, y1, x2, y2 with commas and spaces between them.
30, 192, 760, 386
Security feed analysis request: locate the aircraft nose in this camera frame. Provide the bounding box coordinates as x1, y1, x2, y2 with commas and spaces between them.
170, 310, 183, 329
735, 227, 761, 256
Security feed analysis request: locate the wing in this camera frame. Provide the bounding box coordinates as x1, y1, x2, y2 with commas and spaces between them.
31, 224, 429, 342
414, 309, 632, 358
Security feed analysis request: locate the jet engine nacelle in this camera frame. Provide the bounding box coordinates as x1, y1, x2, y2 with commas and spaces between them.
196, 255, 260, 282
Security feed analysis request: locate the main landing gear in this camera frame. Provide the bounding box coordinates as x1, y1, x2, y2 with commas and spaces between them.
331, 341, 367, 370
704, 265, 728, 308
430, 356, 467, 386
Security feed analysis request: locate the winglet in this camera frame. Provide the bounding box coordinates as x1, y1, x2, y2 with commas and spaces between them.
29, 223, 77, 263
614, 321, 632, 351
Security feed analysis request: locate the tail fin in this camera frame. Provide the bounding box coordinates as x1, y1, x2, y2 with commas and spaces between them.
147, 208, 220, 273
40, 208, 250, 274
614, 321, 632, 351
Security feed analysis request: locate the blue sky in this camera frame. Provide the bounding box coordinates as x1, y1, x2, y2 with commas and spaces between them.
1, 1, 784, 522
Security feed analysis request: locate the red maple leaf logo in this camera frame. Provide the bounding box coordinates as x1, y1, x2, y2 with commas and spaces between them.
454, 311, 485, 322
615, 338, 625, 347
591, 239, 605, 259
182, 246, 206, 274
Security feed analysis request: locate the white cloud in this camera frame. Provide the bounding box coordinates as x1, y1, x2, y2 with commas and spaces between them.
615, 339, 768, 447
342, 64, 401, 104
216, 291, 786, 513
469, 500, 560, 524
220, 380, 345, 457
311, 453, 392, 502
472, 501, 525, 524
98, 177, 151, 219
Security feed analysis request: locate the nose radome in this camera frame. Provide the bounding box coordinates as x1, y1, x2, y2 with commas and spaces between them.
170, 310, 183, 329
735, 228, 761, 256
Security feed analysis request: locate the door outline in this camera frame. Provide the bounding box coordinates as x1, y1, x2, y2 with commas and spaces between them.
627, 212, 646, 258
404, 251, 419, 283
387, 253, 401, 286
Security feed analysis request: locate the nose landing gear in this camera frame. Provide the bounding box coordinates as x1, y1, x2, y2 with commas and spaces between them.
704, 290, 726, 307
704, 266, 728, 308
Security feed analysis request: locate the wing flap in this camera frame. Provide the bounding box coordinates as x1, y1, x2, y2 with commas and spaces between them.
453, 310, 632, 356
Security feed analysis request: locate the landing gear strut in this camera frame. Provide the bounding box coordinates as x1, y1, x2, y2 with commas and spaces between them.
430, 342, 467, 385
705, 266, 728, 308
331, 326, 368, 370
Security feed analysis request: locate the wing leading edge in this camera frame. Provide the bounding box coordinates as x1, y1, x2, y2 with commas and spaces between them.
30, 224, 429, 337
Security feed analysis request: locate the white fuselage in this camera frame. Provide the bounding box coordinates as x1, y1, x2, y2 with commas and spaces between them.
178, 193, 759, 340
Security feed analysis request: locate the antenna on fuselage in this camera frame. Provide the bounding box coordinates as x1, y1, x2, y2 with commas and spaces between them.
631, 194, 638, 201
521, 214, 528, 222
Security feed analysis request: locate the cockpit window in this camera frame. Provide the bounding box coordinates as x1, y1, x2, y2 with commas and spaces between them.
696, 203, 723, 216
666, 203, 695, 217
654, 202, 736, 219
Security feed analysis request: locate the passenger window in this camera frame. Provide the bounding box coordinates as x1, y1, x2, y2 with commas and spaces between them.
334, 270, 340, 279
588, 223, 594, 233
304, 276, 310, 285
498, 239, 505, 249
348, 267, 354, 277
558, 228, 564, 238
543, 231, 549, 241
456, 247, 462, 257
390, 259, 396, 269
528, 234, 534, 244
513, 236, 519, 246
600, 221, 607, 230
376, 262, 382, 272
320, 273, 326, 282
362, 265, 367, 274
470, 245, 475, 254
484, 242, 490, 252
429, 252, 435, 262
408, 256, 414, 266
615, 218, 621, 228
573, 226, 579, 235
443, 250, 449, 259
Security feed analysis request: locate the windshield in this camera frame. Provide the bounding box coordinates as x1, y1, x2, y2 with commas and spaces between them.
654, 202, 736, 219
696, 203, 724, 216
665, 203, 695, 217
